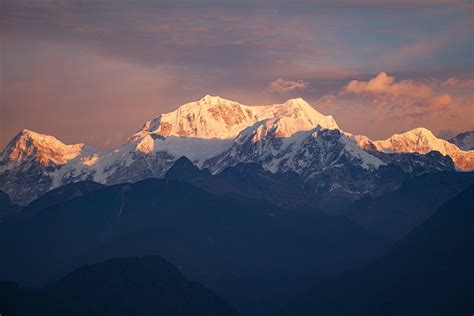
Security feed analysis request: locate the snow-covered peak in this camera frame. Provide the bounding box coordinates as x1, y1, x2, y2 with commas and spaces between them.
129, 96, 339, 143
256, 98, 339, 131
374, 127, 452, 154
374, 127, 474, 171
1, 129, 85, 166
129, 95, 258, 141
197, 94, 231, 105
232, 98, 339, 141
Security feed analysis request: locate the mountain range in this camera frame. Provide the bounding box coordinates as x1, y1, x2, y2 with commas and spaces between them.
0, 178, 387, 315
165, 157, 474, 241
1, 95, 473, 315
1, 95, 473, 206
1, 169, 471, 315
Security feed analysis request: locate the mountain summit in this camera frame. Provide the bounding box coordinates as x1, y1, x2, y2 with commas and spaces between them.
129, 96, 338, 142
1, 96, 472, 204
1, 129, 85, 166
374, 127, 474, 171
129, 95, 258, 141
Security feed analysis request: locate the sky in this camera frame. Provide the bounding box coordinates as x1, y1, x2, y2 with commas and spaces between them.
1, 0, 473, 149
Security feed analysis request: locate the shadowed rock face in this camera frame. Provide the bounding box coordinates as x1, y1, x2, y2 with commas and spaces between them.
0, 256, 240, 316
0, 162, 55, 205
449, 130, 474, 150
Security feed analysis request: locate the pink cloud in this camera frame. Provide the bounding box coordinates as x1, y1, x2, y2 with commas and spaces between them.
340, 72, 457, 118
315, 72, 473, 141
267, 78, 309, 93
345, 72, 433, 98
442, 77, 474, 89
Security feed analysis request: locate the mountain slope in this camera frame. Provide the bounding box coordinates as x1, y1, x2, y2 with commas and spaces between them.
129, 95, 338, 141
203, 127, 401, 201
165, 156, 312, 209
23, 181, 104, 217
374, 127, 474, 171
206, 126, 382, 175
167, 158, 473, 241
0, 129, 98, 205
449, 130, 474, 150
0, 178, 387, 315
279, 184, 474, 316
1, 129, 86, 166
129, 95, 259, 140
0, 256, 239, 316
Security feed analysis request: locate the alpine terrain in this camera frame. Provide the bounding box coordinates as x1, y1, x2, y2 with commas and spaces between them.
1, 95, 472, 206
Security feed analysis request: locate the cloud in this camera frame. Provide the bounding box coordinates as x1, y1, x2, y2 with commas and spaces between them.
344, 72, 433, 98
267, 78, 309, 93
436, 128, 457, 140
314, 83, 472, 143
442, 77, 474, 89
315, 71, 471, 139
342, 72, 454, 114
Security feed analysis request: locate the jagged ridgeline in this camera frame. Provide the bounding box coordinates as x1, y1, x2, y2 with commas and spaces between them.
1, 95, 473, 205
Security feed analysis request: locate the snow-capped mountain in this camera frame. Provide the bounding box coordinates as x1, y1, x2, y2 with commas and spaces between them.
203, 120, 382, 174
1, 129, 88, 166
449, 130, 474, 151
129, 95, 338, 141
0, 129, 99, 204
373, 128, 474, 171
0, 96, 470, 205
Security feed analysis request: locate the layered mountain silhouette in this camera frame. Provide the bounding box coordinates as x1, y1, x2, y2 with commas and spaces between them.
165, 157, 474, 241
1, 95, 473, 316
165, 156, 311, 209
0, 256, 239, 316
0, 178, 386, 315
278, 184, 474, 316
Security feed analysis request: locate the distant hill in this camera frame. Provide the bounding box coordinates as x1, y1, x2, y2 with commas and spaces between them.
0, 178, 386, 315
0, 256, 239, 316
278, 184, 474, 316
